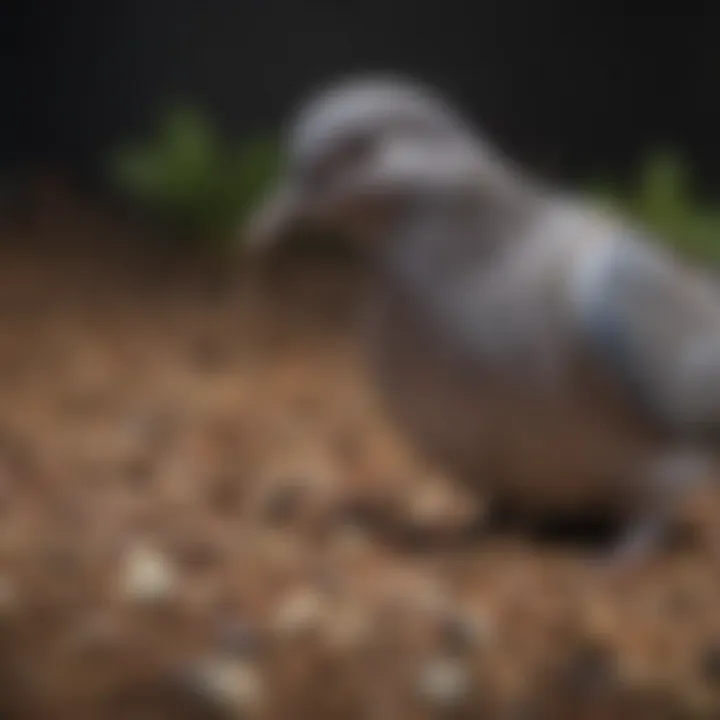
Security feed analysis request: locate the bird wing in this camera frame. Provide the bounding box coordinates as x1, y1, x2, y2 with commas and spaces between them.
569, 230, 720, 433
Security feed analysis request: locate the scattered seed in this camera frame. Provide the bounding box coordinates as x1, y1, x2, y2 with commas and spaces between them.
190, 656, 265, 715
120, 543, 176, 604
416, 656, 471, 709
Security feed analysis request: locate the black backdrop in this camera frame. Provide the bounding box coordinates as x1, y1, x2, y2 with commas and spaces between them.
3, 1, 719, 193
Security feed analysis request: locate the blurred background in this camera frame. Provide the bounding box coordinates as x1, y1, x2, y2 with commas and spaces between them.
4, 2, 720, 256
2, 2, 718, 185
1, 3, 720, 719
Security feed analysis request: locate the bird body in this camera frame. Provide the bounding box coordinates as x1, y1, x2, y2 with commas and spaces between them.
247, 75, 720, 559
364, 196, 654, 513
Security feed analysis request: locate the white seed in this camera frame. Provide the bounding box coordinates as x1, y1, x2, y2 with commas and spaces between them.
417, 657, 471, 708
194, 657, 265, 715
120, 543, 176, 604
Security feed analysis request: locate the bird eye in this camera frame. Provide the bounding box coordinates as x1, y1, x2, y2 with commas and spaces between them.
302, 135, 375, 194
339, 135, 375, 166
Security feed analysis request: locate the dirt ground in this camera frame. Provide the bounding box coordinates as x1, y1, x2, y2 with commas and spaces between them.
1, 187, 720, 719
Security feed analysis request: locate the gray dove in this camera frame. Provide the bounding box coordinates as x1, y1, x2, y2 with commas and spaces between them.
246, 74, 720, 562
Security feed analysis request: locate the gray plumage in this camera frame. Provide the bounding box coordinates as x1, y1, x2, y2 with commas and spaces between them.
247, 74, 720, 562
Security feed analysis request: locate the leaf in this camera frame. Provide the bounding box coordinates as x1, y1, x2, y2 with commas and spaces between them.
635, 152, 688, 229
160, 110, 217, 176
586, 151, 720, 264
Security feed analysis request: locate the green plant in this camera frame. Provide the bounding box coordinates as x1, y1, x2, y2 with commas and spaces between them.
589, 152, 720, 263
109, 106, 279, 246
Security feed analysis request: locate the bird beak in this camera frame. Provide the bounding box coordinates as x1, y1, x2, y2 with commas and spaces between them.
243, 183, 306, 253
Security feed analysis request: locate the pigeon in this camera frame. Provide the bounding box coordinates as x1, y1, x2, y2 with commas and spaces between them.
245, 74, 720, 562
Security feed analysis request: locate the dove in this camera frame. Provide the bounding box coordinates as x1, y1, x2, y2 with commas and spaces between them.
245, 74, 720, 562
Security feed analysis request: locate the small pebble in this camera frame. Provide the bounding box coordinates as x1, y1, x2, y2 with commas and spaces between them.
416, 657, 471, 709
120, 543, 176, 604
191, 657, 265, 715
271, 588, 325, 638
408, 481, 457, 527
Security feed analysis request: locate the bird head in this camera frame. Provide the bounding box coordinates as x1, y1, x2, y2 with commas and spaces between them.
244, 74, 524, 254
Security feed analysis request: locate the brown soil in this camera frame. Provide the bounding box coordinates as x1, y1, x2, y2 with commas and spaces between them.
1, 188, 720, 719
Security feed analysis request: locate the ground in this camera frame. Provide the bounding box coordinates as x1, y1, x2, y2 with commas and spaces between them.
1, 186, 720, 719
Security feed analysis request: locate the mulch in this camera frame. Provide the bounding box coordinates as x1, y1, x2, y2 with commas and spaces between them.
0, 188, 719, 718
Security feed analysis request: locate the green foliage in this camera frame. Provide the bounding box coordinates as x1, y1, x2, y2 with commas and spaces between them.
109, 106, 279, 246
112, 118, 719, 262
589, 152, 720, 263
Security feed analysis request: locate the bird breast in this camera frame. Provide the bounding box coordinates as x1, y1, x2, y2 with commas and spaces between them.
361, 227, 655, 512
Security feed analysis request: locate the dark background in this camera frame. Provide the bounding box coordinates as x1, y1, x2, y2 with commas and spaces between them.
3, 2, 719, 193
